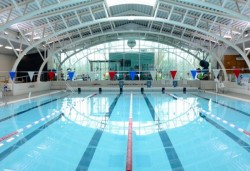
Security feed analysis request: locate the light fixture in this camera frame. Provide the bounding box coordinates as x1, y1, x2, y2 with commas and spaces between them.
33, 36, 41, 40
106, 0, 156, 7
223, 35, 232, 39
128, 17, 135, 21
5, 46, 12, 49
15, 48, 22, 51
0, 44, 3, 47
4, 32, 8, 35
244, 47, 250, 51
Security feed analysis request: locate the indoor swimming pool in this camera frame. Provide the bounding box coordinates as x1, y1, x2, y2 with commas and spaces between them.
0, 90, 249, 171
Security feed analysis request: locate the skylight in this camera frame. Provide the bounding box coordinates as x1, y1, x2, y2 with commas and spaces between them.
106, 0, 156, 7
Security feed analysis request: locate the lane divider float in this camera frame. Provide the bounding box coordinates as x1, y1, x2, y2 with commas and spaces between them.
126, 92, 133, 171
0, 111, 60, 146
0, 93, 97, 148
166, 92, 250, 137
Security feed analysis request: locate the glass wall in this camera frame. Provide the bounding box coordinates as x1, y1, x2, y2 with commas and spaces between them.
55, 40, 204, 80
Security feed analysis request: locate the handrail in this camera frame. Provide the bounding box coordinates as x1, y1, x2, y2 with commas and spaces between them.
65, 81, 75, 93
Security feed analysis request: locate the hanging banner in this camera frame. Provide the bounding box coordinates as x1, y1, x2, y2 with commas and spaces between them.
129, 71, 136, 80
48, 71, 55, 81
68, 71, 75, 81
190, 70, 197, 79
170, 70, 177, 80
88, 72, 95, 81
233, 68, 240, 78
137, 74, 140, 79
213, 69, 220, 79
28, 71, 35, 81
109, 71, 116, 80
149, 71, 156, 80
9, 71, 16, 81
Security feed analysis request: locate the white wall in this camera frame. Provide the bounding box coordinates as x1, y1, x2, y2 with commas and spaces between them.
12, 82, 51, 96
0, 53, 16, 81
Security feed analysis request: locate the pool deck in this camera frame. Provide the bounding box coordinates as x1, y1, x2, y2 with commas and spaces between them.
0, 88, 249, 106
0, 90, 63, 106
205, 90, 250, 102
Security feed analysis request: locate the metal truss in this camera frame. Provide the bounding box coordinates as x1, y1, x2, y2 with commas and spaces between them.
0, 0, 250, 81
36, 30, 228, 81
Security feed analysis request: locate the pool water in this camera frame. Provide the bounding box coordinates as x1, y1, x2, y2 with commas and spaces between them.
0, 91, 249, 171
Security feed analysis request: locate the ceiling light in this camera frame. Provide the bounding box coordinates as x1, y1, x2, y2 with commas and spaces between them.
106, 0, 156, 7
223, 35, 232, 39
33, 36, 41, 40
5, 46, 12, 49
244, 47, 250, 51
15, 48, 22, 51
0, 44, 3, 47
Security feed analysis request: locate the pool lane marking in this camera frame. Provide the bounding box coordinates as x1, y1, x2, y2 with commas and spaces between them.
142, 94, 155, 120
192, 93, 250, 117
143, 93, 184, 171
201, 109, 250, 137
108, 93, 121, 117
199, 112, 250, 153
0, 113, 63, 161
126, 92, 133, 171
0, 111, 61, 145
0, 93, 97, 147
166, 93, 250, 137
76, 93, 121, 171
75, 129, 104, 171
0, 94, 69, 123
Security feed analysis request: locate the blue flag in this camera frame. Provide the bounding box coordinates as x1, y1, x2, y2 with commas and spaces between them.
9, 71, 16, 81
130, 71, 136, 80
68, 71, 75, 81
191, 70, 197, 79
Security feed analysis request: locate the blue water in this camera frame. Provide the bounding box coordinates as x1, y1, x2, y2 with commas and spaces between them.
0, 91, 249, 171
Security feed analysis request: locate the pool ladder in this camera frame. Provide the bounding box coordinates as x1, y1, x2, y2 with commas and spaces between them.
65, 82, 75, 93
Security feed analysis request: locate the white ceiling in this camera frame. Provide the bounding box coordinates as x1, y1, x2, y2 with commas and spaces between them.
0, 0, 250, 66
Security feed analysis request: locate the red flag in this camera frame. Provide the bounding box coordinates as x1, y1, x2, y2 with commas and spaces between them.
109, 71, 116, 80
170, 70, 177, 80
233, 68, 240, 78
48, 72, 55, 81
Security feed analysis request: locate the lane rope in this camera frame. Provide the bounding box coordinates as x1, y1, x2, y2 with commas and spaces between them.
166, 92, 250, 137
0, 93, 97, 147
126, 92, 133, 171
0, 111, 60, 146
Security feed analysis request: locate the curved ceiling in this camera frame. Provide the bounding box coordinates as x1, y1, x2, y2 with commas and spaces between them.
0, 0, 250, 69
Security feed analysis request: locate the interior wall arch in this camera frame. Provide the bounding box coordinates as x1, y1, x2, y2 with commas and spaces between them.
37, 30, 227, 81
59, 40, 201, 69
13, 16, 247, 82
65, 45, 195, 71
